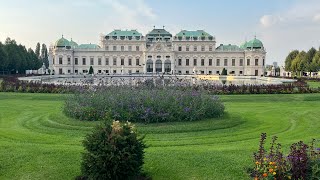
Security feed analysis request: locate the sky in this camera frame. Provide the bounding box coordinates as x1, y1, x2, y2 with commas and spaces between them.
1, 0, 320, 65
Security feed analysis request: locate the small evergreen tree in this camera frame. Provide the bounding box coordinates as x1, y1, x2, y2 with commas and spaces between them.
221, 68, 228, 75
80, 120, 145, 180
88, 66, 94, 74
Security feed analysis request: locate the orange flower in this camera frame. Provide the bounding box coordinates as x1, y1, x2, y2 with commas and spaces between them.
254, 177, 259, 180
255, 161, 260, 165
269, 168, 274, 173
263, 173, 268, 177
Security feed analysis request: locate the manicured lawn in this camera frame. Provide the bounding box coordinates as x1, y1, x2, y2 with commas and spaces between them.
307, 80, 320, 88
0, 93, 320, 179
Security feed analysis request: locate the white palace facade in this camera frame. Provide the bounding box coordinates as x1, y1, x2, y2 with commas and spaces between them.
49, 28, 266, 76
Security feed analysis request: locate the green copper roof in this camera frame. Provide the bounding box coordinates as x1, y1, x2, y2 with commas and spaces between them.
240, 41, 247, 49
176, 30, 212, 37
147, 29, 172, 37
241, 37, 264, 49
107, 30, 142, 37
55, 36, 70, 47
216, 44, 243, 51
69, 39, 78, 48
76, 44, 100, 49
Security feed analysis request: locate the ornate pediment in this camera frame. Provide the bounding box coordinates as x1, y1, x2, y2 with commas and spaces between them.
146, 42, 172, 53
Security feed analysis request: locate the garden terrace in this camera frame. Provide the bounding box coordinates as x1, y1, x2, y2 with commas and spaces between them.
0, 93, 319, 179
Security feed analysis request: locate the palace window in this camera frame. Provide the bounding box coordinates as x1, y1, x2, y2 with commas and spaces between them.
178, 59, 182, 66
113, 46, 117, 51
113, 58, 117, 66
194, 46, 197, 51
75, 58, 78, 65
121, 46, 124, 51
224, 59, 228, 66
209, 45, 213, 51
193, 59, 197, 66
90, 58, 94, 65
59, 57, 63, 65
136, 46, 140, 51
186, 46, 189, 51
232, 59, 235, 66
208, 71, 212, 74
67, 57, 71, 65
240, 59, 243, 66
121, 58, 124, 66
201, 46, 205, 51
186, 59, 189, 66
186, 71, 189, 74
216, 59, 220, 66
53, 57, 55, 64
201, 59, 205, 66
128, 59, 132, 66
255, 59, 259, 66
263, 59, 265, 66
105, 58, 109, 65
98, 58, 102, 65
136, 58, 140, 66
178, 46, 182, 51
98, 70, 102, 74
113, 70, 116, 74
209, 59, 212, 66
75, 69, 78, 74
105, 46, 109, 51
59, 68, 63, 74
247, 59, 250, 66
128, 46, 132, 51
216, 71, 220, 74
82, 58, 86, 65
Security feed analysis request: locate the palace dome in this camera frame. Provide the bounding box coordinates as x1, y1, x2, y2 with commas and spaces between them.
245, 37, 264, 49
69, 39, 78, 48
55, 36, 70, 47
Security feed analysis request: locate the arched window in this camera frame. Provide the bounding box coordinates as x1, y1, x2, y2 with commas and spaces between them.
155, 60, 162, 72
164, 60, 171, 73
146, 59, 153, 72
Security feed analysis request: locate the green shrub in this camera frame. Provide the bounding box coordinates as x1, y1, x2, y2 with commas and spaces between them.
64, 87, 225, 123
80, 120, 145, 180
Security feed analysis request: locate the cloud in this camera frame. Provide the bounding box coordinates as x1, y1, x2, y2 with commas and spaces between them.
260, 0, 320, 28
313, 14, 320, 22
260, 15, 281, 27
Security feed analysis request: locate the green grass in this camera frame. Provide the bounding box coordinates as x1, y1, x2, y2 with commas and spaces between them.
307, 80, 320, 89
0, 93, 320, 180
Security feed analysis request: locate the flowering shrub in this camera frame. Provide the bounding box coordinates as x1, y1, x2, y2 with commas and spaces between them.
1, 76, 320, 95
250, 133, 320, 180
64, 87, 225, 123
80, 120, 145, 180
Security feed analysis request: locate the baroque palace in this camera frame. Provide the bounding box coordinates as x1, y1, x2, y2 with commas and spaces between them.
49, 27, 266, 76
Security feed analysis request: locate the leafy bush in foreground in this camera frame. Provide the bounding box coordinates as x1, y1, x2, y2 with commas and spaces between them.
250, 133, 320, 180
64, 87, 225, 123
80, 120, 145, 180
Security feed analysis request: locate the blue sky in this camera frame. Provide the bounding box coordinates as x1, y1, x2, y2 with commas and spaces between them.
1, 0, 320, 65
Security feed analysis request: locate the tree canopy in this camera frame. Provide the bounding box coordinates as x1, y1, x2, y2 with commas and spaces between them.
285, 47, 320, 75
0, 38, 44, 74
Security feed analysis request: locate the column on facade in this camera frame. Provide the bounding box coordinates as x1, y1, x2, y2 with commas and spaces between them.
153, 60, 156, 73
162, 60, 165, 73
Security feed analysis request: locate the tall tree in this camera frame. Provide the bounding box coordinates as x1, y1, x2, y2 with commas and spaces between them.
291, 51, 307, 76
35, 42, 40, 59
41, 44, 49, 68
0, 42, 8, 74
284, 50, 299, 71
311, 51, 320, 73
305, 47, 317, 75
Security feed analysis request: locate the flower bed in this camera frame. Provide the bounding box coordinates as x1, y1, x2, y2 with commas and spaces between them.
249, 133, 320, 180
64, 87, 225, 123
